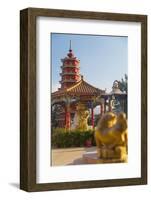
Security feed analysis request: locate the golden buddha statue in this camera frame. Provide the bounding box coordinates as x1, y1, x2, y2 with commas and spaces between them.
74, 103, 90, 131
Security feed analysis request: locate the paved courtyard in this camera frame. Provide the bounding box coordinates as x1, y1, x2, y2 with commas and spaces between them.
51, 146, 97, 166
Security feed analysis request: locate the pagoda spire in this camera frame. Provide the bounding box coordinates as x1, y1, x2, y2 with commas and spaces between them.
67, 40, 74, 58
60, 41, 80, 89
69, 40, 72, 52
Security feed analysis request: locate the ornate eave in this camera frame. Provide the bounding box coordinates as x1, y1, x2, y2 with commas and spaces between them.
52, 77, 105, 100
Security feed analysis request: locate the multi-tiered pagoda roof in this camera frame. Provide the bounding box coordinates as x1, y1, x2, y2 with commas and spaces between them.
52, 76, 105, 98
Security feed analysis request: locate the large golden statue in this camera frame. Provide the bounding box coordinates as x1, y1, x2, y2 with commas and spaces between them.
95, 112, 128, 162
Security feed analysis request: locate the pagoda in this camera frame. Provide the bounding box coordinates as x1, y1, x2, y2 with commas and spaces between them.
51, 41, 106, 129
59, 40, 81, 89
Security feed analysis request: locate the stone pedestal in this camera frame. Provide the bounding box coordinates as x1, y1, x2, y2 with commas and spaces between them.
83, 151, 127, 164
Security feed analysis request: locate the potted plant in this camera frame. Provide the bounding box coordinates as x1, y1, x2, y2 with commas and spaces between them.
85, 138, 92, 147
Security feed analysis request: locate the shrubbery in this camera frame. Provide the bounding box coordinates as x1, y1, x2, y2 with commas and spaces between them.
52, 128, 96, 148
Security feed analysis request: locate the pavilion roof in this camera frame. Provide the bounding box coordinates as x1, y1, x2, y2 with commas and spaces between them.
52, 77, 105, 98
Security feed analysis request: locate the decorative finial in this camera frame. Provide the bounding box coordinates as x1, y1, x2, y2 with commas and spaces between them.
69, 40, 72, 52
67, 40, 74, 57
81, 75, 84, 80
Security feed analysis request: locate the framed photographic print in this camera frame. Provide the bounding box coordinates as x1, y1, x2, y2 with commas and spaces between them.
20, 8, 147, 191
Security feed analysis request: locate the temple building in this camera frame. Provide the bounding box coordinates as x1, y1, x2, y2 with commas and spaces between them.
51, 42, 127, 129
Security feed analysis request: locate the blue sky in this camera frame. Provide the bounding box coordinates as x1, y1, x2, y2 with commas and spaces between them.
51, 33, 128, 92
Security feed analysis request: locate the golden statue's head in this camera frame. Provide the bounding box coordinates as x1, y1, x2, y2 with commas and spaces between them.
97, 112, 117, 131
76, 102, 86, 111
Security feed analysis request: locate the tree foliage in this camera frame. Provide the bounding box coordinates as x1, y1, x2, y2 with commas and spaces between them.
118, 74, 128, 93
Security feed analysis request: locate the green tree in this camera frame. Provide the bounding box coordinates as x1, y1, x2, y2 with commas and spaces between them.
118, 74, 128, 93
51, 104, 61, 129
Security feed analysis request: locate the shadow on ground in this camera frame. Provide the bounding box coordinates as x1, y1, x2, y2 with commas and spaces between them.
84, 147, 96, 152
9, 183, 19, 189
67, 157, 85, 165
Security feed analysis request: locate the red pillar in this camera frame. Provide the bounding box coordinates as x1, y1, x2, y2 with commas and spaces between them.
91, 107, 94, 129
65, 105, 70, 129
